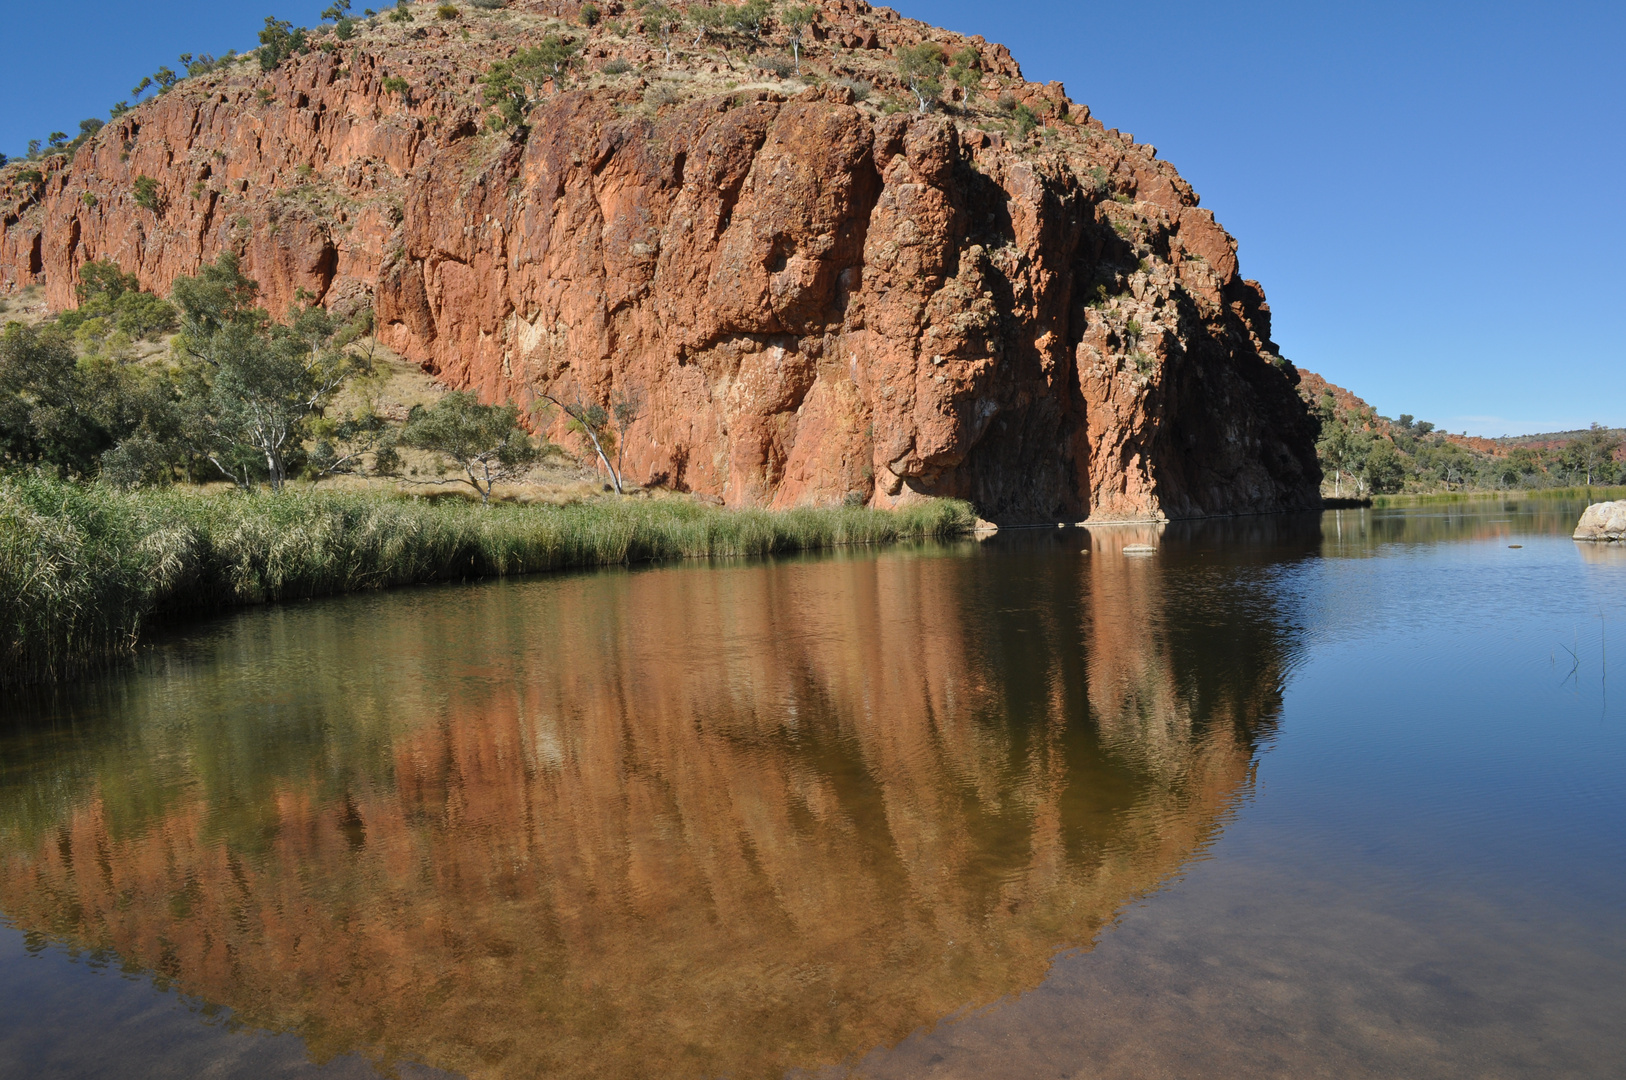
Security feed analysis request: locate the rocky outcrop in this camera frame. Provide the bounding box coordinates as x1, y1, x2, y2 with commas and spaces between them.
0, 0, 1321, 522
1574, 501, 1626, 541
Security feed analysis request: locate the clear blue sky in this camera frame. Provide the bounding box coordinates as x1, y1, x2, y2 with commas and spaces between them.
2, 1, 1621, 435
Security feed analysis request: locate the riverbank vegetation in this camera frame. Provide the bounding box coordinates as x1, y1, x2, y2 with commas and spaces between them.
1310, 388, 1624, 498
0, 251, 976, 690
1368, 485, 1626, 509
3, 254, 668, 499
0, 477, 974, 690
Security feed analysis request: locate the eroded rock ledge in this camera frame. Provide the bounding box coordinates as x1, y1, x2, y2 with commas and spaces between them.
0, 0, 1321, 522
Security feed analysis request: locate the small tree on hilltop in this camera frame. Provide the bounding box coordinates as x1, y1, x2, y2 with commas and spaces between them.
782, 5, 817, 74
644, 4, 681, 66
728, 0, 773, 41
948, 45, 981, 98
397, 391, 542, 503
531, 34, 580, 80
898, 43, 945, 113
482, 35, 578, 130
688, 3, 726, 47
258, 18, 307, 71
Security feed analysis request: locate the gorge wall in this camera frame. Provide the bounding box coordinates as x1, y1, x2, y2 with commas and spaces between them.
0, 0, 1322, 522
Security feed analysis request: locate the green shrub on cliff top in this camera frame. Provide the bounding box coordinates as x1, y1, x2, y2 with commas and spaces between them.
481, 35, 579, 130
258, 17, 308, 70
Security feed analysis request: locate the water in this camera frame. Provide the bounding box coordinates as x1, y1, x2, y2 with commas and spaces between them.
1, 500, 1621, 1079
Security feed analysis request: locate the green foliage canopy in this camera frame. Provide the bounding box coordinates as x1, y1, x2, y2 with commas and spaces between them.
898, 43, 945, 113
169, 254, 366, 491
397, 390, 543, 502
481, 35, 578, 129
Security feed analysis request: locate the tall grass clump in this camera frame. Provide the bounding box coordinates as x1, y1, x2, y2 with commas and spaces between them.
1, 478, 975, 688
0, 478, 154, 684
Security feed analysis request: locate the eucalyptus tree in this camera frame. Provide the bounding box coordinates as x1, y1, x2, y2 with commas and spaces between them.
170, 254, 361, 491
781, 4, 816, 73
396, 391, 542, 503
897, 43, 945, 113
481, 34, 579, 130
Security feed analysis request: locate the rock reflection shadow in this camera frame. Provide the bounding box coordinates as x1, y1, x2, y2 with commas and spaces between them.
0, 536, 1303, 1078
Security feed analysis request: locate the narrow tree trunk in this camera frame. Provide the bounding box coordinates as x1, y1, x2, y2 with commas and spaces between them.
266, 447, 283, 492
588, 434, 622, 494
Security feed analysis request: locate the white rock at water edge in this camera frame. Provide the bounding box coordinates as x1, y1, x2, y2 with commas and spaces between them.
1573, 501, 1626, 542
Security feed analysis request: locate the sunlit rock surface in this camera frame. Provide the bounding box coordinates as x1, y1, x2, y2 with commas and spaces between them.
0, 1, 1320, 522
1574, 501, 1626, 541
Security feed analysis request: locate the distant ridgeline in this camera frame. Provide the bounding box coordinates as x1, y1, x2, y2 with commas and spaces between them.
1297, 370, 1625, 498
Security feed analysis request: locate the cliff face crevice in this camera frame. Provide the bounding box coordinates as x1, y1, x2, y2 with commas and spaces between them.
0, 1, 1320, 522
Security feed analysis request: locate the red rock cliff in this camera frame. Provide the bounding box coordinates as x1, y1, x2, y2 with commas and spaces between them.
0, 0, 1321, 522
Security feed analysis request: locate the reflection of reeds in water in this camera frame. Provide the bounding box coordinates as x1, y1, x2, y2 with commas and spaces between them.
0, 545, 1293, 1079
0, 475, 974, 689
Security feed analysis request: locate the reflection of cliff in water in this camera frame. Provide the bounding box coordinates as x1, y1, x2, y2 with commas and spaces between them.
0, 539, 1302, 1078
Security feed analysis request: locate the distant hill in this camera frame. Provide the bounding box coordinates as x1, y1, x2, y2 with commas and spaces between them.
1296, 368, 1624, 493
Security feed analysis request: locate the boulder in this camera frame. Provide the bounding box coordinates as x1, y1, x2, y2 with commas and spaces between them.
1574, 501, 1626, 542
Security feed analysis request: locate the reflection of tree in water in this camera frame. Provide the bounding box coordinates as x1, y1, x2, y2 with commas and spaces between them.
0, 533, 1308, 1078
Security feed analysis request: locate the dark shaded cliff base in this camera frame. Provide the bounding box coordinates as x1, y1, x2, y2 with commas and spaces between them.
0, 1, 1322, 523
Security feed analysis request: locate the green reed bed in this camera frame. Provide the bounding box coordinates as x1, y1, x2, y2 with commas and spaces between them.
0, 477, 975, 689
1370, 485, 1626, 509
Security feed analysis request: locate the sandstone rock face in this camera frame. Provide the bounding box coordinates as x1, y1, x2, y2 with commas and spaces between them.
0, 0, 1321, 522
1574, 501, 1626, 542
